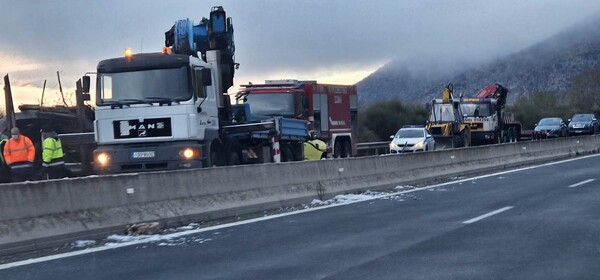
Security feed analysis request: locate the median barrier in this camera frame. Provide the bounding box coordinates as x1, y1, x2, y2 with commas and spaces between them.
0, 135, 598, 255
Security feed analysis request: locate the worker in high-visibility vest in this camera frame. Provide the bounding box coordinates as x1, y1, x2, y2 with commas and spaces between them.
41, 127, 67, 179
0, 134, 11, 183
3, 127, 35, 182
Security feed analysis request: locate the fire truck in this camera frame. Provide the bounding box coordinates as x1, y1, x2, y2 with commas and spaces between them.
236, 80, 358, 158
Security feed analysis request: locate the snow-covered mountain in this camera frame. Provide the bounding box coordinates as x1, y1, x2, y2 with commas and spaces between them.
357, 15, 600, 107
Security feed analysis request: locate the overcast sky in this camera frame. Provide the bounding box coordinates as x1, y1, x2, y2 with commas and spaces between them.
1, 0, 600, 106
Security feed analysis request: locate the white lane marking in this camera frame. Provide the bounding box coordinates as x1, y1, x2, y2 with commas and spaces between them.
1, 154, 599, 270
568, 179, 595, 188
463, 206, 514, 224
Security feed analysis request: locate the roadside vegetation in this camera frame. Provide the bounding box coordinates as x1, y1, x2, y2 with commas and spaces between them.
508, 65, 600, 129
359, 65, 600, 141
358, 100, 428, 142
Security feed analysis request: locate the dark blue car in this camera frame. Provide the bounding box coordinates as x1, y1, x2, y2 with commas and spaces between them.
567, 114, 598, 135
534, 118, 567, 138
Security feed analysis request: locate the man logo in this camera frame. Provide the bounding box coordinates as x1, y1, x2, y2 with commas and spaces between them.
120, 121, 130, 136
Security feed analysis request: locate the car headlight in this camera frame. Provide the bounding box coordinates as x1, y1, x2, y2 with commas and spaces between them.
414, 141, 424, 148
390, 142, 398, 148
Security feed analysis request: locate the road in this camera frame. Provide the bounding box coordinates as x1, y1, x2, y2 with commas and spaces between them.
2, 155, 600, 279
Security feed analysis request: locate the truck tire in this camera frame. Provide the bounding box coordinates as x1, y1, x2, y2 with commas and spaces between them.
461, 129, 470, 147
210, 147, 221, 167
334, 141, 342, 158
228, 150, 240, 166
282, 146, 294, 162
342, 140, 352, 158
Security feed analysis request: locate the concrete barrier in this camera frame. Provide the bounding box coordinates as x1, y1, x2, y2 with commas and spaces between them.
0, 135, 598, 255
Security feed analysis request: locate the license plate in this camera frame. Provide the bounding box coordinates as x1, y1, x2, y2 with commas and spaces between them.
576, 130, 582, 133
132, 151, 155, 158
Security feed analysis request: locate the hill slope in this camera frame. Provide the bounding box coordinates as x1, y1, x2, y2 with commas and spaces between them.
357, 15, 600, 106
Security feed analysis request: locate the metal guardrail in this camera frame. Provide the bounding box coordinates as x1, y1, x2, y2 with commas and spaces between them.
356, 141, 389, 156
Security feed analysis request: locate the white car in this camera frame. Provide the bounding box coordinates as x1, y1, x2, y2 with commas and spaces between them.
389, 126, 435, 153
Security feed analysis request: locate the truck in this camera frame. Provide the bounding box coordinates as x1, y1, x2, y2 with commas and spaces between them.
89, 6, 310, 174
459, 84, 521, 144
425, 83, 471, 149
236, 80, 358, 158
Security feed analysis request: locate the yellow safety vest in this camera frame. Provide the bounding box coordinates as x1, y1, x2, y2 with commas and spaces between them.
42, 137, 65, 166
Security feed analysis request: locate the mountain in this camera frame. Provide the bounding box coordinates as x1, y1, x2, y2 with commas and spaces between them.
357, 15, 600, 107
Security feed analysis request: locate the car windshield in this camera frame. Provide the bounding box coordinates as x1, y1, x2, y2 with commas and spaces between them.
395, 129, 424, 138
244, 93, 295, 117
429, 104, 455, 122
97, 67, 191, 105
539, 119, 561, 126
572, 115, 592, 121
460, 103, 492, 117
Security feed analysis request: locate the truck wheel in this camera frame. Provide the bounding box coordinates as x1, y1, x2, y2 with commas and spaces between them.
333, 141, 342, 158
228, 151, 240, 166
342, 141, 352, 158
282, 146, 294, 162
210, 148, 221, 167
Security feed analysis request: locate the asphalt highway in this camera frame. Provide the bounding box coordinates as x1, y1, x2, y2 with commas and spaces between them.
2, 155, 600, 279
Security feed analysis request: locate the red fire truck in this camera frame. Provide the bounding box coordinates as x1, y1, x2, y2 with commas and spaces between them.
236, 80, 358, 158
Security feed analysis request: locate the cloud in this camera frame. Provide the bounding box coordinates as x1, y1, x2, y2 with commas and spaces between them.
1, 0, 600, 98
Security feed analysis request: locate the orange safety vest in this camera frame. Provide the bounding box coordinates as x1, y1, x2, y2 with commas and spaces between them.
3, 135, 35, 165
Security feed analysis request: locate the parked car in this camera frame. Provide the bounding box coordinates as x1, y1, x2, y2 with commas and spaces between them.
534, 118, 567, 138
389, 125, 435, 153
567, 114, 598, 135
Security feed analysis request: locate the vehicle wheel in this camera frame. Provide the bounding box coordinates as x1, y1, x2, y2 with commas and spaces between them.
210, 147, 221, 167
461, 129, 470, 147
342, 141, 352, 158
228, 150, 240, 166
282, 146, 294, 162
333, 141, 342, 158
509, 128, 515, 142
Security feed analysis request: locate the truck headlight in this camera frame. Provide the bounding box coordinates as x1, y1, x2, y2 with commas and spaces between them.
96, 153, 110, 167
180, 148, 199, 159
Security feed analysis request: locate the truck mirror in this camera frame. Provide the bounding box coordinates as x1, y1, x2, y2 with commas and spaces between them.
82, 76, 91, 93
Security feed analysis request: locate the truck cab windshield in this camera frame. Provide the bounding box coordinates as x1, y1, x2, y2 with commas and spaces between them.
460, 103, 492, 117
430, 104, 456, 122
243, 93, 294, 117
97, 67, 191, 105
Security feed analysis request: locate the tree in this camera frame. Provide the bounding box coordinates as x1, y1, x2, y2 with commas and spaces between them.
507, 90, 572, 130
358, 101, 428, 141
565, 66, 600, 116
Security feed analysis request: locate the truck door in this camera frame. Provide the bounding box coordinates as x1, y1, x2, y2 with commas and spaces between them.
313, 93, 329, 132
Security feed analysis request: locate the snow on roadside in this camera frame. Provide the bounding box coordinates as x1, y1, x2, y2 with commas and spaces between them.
71, 188, 414, 250
73, 240, 96, 248
310, 188, 412, 206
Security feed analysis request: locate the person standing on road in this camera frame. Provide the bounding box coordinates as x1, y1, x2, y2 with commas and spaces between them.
0, 134, 11, 183
3, 127, 36, 182
41, 127, 67, 179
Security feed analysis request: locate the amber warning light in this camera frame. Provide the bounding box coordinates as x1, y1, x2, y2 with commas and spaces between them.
124, 48, 133, 59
